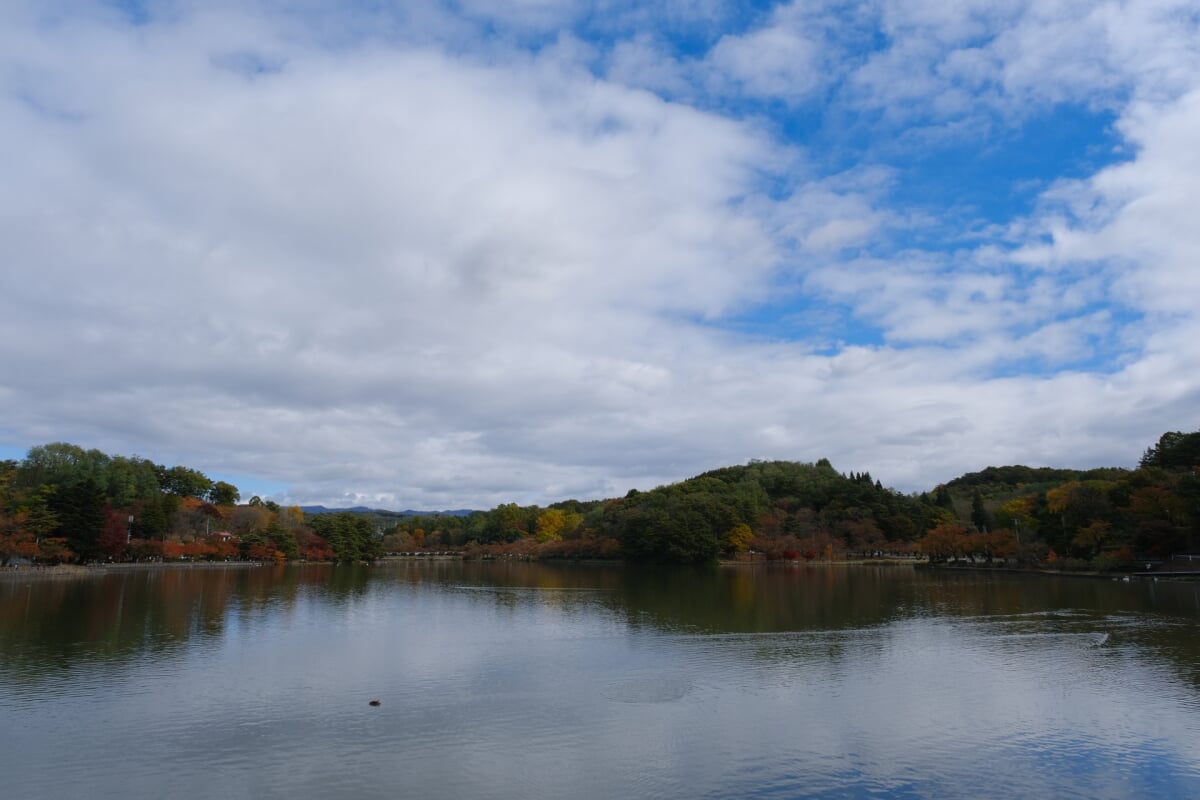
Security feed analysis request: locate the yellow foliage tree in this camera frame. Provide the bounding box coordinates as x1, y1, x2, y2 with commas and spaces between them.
724, 523, 754, 553
1045, 483, 1077, 515
998, 496, 1035, 540
535, 509, 566, 543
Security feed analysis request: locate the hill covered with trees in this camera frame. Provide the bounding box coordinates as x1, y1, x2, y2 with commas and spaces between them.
0, 443, 370, 566
3, 431, 1199, 570
919, 431, 1200, 570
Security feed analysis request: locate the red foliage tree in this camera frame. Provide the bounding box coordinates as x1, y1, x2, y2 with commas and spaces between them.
97, 509, 131, 561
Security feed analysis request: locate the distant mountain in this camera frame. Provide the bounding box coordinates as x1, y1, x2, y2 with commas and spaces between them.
299, 505, 371, 514
299, 505, 475, 517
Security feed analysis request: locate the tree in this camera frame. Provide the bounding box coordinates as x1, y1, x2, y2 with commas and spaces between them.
985, 529, 1019, 563
1072, 521, 1111, 560
1044, 481, 1115, 549
263, 520, 299, 560
18, 443, 100, 488
1140, 431, 1200, 471
996, 496, 1036, 541
238, 532, 275, 561
840, 518, 886, 555
971, 489, 990, 532
96, 509, 132, 560
920, 523, 967, 563
131, 494, 172, 541
296, 528, 335, 561
934, 485, 954, 509
483, 503, 526, 543
230, 505, 271, 536
535, 509, 567, 543
49, 478, 107, 561
0, 481, 72, 565
105, 456, 160, 507
208, 481, 240, 506
0, 507, 40, 566
615, 502, 721, 564
170, 497, 224, 539
724, 522, 754, 554
308, 513, 380, 562
157, 465, 213, 498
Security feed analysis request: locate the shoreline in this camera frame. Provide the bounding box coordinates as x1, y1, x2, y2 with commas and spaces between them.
0, 561, 271, 580
915, 562, 1200, 582
8, 558, 1191, 583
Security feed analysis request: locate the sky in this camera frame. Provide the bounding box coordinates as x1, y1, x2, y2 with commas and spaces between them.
2, 0, 1199, 510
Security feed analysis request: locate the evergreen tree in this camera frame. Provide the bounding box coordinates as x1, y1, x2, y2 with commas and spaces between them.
1140, 431, 1200, 471
50, 479, 107, 561
935, 485, 954, 509
971, 489, 990, 532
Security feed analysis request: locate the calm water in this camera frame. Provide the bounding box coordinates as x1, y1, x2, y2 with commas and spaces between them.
3, 562, 1200, 799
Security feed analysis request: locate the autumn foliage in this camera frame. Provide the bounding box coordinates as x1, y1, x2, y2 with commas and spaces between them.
3, 431, 1199, 570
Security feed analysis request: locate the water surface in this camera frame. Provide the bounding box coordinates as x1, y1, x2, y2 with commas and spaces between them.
2, 562, 1199, 798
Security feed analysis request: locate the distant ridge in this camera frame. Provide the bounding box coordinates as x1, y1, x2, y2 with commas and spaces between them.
299, 505, 475, 517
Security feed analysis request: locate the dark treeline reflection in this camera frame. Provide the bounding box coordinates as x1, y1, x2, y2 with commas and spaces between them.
379, 561, 1200, 690
4, 562, 1200, 690
402, 560, 1200, 630
0, 564, 373, 684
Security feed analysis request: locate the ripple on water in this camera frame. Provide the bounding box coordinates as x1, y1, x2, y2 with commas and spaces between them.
5, 568, 1200, 799
601, 671, 695, 704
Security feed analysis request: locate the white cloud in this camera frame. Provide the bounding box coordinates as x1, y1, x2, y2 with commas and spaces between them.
706, 23, 824, 101
844, 0, 1200, 120
0, 1, 1198, 508
606, 36, 692, 98
0, 3, 793, 504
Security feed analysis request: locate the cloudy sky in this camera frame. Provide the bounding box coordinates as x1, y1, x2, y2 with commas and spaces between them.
2, 0, 1198, 509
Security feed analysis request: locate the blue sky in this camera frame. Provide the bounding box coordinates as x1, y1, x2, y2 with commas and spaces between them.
2, 1, 1198, 508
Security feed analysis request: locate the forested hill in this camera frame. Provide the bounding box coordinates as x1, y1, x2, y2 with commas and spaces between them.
3, 430, 1199, 568
923, 430, 1200, 569
385, 431, 1200, 567
946, 465, 1130, 491
944, 431, 1200, 494
597, 459, 946, 563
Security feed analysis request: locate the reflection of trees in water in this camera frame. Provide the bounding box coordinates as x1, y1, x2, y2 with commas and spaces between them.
378, 560, 629, 618
606, 565, 916, 634
912, 571, 1200, 690
3, 563, 1198, 693
0, 565, 361, 685
419, 562, 1200, 694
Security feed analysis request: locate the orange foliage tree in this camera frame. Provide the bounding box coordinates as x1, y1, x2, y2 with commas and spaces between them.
0, 508, 41, 566
919, 523, 967, 563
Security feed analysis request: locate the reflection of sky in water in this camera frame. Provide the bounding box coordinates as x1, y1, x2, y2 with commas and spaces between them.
676, 615, 1200, 799
1, 566, 1199, 799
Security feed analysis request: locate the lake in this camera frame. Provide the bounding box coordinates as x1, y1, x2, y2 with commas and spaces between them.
2, 561, 1200, 798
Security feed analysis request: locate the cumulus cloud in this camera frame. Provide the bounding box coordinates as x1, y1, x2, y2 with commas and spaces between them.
0, 0, 1197, 507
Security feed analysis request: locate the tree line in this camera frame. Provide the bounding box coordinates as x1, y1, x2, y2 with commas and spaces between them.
3, 431, 1199, 569
0, 443, 377, 565
920, 430, 1200, 570
384, 459, 948, 563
